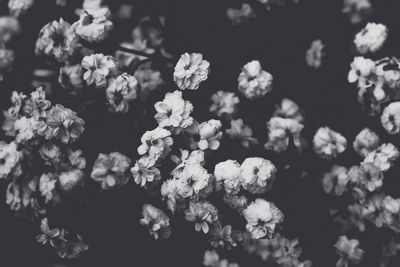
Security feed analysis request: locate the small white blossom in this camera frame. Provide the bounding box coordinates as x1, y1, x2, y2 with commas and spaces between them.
238, 60, 273, 100
173, 52, 210, 90
342, 0, 373, 24
137, 127, 173, 166
305, 39, 325, 69
363, 143, 399, 172
381, 102, 400, 134
214, 160, 241, 194
240, 157, 277, 194
335, 236, 364, 267
197, 119, 223, 150
353, 128, 380, 157
313, 127, 347, 160
81, 53, 117, 87
354, 22, 388, 54
106, 73, 139, 113
75, 8, 113, 42
209, 91, 240, 118
0, 142, 21, 179
264, 117, 304, 153
8, 0, 34, 17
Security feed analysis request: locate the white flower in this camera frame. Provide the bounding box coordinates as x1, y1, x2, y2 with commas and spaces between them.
140, 204, 171, 239
305, 39, 325, 69
240, 157, 277, 194
176, 163, 211, 198
264, 117, 304, 153
209, 91, 240, 117
342, 0, 373, 25
214, 160, 241, 194
185, 201, 218, 233
348, 56, 375, 85
75, 7, 113, 42
313, 127, 347, 160
0, 142, 21, 179
274, 98, 304, 122
225, 118, 259, 148
106, 73, 139, 113
59, 64, 84, 95
198, 119, 223, 150
8, 0, 34, 17
0, 16, 20, 43
226, 3, 256, 26
381, 102, 400, 134
353, 128, 380, 157
238, 60, 273, 100
173, 52, 210, 90
354, 22, 388, 54
39, 173, 57, 203
81, 53, 117, 87
0, 48, 15, 81
335, 236, 364, 266
170, 149, 205, 176
363, 143, 399, 172
58, 169, 84, 191
131, 157, 161, 187
154, 90, 193, 130
243, 198, 284, 239
137, 127, 173, 166
14, 116, 36, 143
322, 165, 349, 196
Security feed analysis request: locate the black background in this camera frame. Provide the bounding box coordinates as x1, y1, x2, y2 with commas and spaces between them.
1, 0, 400, 266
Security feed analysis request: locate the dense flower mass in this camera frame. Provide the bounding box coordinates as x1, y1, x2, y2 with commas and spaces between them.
238, 60, 273, 99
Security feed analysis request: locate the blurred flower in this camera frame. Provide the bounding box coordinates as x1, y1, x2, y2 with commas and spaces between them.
134, 64, 163, 98
203, 250, 239, 267
209, 224, 238, 250
348, 163, 384, 193
137, 127, 173, 166
8, 0, 34, 17
209, 91, 240, 118
214, 160, 241, 194
243, 198, 284, 239
305, 39, 325, 69
240, 157, 277, 194
354, 22, 387, 54
14, 116, 36, 143
238, 60, 273, 100
39, 173, 58, 203
363, 143, 399, 172
39, 142, 61, 164
0, 141, 21, 179
264, 117, 304, 153
335, 236, 364, 267
226, 3, 256, 26
353, 128, 380, 157
106, 73, 139, 113
313, 127, 347, 160
348, 56, 375, 87
140, 204, 171, 239
322, 165, 349, 196
274, 98, 304, 123
185, 200, 218, 233
0, 16, 20, 43
223, 194, 248, 213
131, 156, 161, 187
173, 52, 210, 90
381, 102, 400, 134
225, 118, 259, 148
36, 218, 63, 247
342, 0, 373, 24
75, 8, 113, 42
81, 53, 118, 87
0, 48, 15, 81
58, 170, 84, 191
91, 152, 132, 189
58, 64, 84, 95
197, 119, 223, 150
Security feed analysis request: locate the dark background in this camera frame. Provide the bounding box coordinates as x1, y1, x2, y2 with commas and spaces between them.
1, 0, 400, 266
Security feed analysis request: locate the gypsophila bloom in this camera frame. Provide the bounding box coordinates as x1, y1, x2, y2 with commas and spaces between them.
348, 56, 375, 87
226, 4, 256, 26
342, 0, 373, 24
91, 152, 131, 190
0, 48, 15, 81
243, 198, 284, 239
137, 127, 173, 166
39, 173, 58, 203
225, 118, 259, 148
23, 87, 51, 120
203, 250, 239, 267
274, 98, 304, 123
81, 53, 118, 87
305, 39, 325, 69
106, 73, 139, 113
363, 143, 399, 172
238, 60, 273, 100
349, 163, 384, 192
322, 165, 349, 196
185, 201, 218, 233
197, 119, 223, 150
131, 156, 161, 187
14, 116, 36, 143
353, 128, 380, 157
176, 163, 211, 198
0, 141, 21, 179
361, 194, 386, 227
354, 22, 388, 54
214, 160, 241, 195
8, 0, 34, 17
381, 102, 400, 134
209, 91, 240, 118
264, 117, 304, 153
381, 196, 400, 232
35, 18, 79, 62
335, 236, 364, 267
209, 224, 239, 250
170, 149, 205, 176
140, 204, 171, 239
36, 104, 85, 144
154, 90, 193, 130
313, 127, 347, 160
173, 52, 210, 90
0, 16, 20, 43
58, 169, 84, 191
223, 194, 248, 213
39, 142, 61, 164
74, 7, 113, 42
240, 157, 277, 194
58, 64, 84, 95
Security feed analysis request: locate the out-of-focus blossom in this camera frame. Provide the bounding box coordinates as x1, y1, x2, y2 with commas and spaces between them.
274, 98, 304, 123
363, 143, 399, 172
14, 116, 36, 143
380, 237, 400, 267
225, 118, 259, 148
173, 52, 210, 90
257, 0, 299, 9
348, 163, 384, 192
58, 169, 84, 191
313, 127, 347, 160
0, 141, 21, 179
35, 18, 79, 62
381, 102, 400, 134
381, 196, 400, 232
0, 16, 20, 43
140, 204, 171, 239
74, 8, 113, 42
8, 0, 34, 17
0, 48, 15, 81
240, 157, 276, 194
226, 4, 256, 26
91, 152, 131, 189
354, 23, 388, 54
238, 60, 273, 100
214, 160, 241, 195
342, 0, 373, 24
209, 224, 239, 250
264, 117, 304, 153
39, 142, 61, 164
58, 64, 84, 95
131, 157, 161, 187
106, 73, 139, 113
36, 104, 85, 144
305, 39, 325, 69
322, 165, 349, 196
223, 194, 248, 213
185, 200, 218, 233
6, 179, 41, 214
203, 250, 239, 267
243, 198, 284, 239
137, 127, 173, 166
154, 90, 193, 130
81, 53, 118, 87
353, 128, 380, 157
209, 91, 240, 118
197, 119, 223, 150
134, 64, 163, 98
335, 236, 364, 267
39, 173, 58, 203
